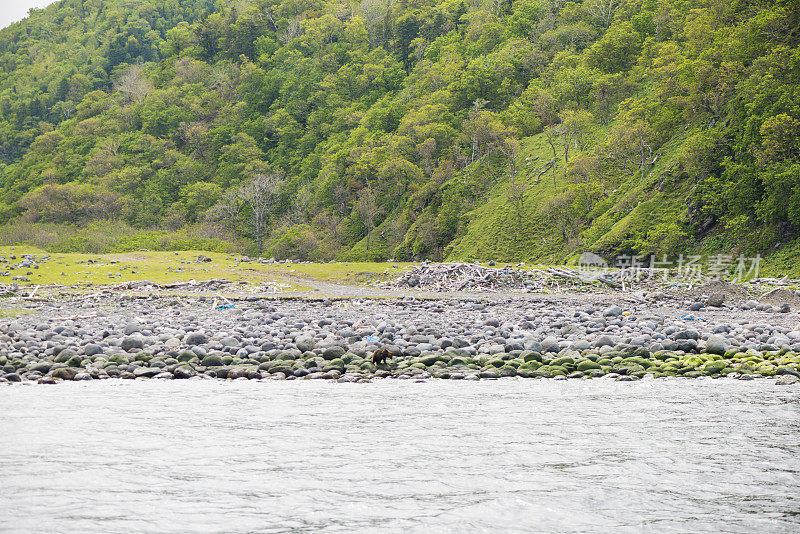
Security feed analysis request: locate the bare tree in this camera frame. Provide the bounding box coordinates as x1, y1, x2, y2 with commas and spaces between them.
359, 0, 386, 47
218, 188, 246, 235
279, 17, 303, 43
469, 99, 489, 164
114, 64, 153, 103
585, 0, 619, 29
605, 120, 659, 179
211, 64, 240, 101
286, 183, 312, 224
355, 182, 379, 251
557, 109, 594, 177
239, 171, 282, 253
505, 181, 527, 244
542, 189, 581, 241
417, 137, 437, 176
500, 136, 520, 184
533, 90, 560, 185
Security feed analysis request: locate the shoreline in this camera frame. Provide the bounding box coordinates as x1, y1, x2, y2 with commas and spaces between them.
2, 283, 800, 386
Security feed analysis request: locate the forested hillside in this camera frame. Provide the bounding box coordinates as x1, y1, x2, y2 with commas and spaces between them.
0, 0, 798, 264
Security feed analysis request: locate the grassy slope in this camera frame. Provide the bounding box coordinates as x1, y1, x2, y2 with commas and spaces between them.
759, 238, 800, 279
0, 246, 415, 289
444, 124, 693, 265
447, 133, 564, 262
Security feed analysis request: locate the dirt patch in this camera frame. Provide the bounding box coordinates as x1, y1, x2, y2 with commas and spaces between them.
760, 288, 800, 309
685, 281, 752, 304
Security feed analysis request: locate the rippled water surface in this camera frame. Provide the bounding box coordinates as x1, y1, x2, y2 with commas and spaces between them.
1, 378, 799, 533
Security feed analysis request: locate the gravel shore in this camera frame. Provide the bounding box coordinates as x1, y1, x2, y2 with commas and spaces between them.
2, 284, 800, 385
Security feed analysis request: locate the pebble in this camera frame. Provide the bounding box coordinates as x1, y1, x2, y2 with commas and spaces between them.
0, 292, 797, 386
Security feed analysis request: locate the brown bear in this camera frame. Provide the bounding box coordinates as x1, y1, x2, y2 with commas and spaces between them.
371, 348, 392, 366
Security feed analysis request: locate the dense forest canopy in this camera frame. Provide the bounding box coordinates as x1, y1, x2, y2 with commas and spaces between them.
0, 0, 798, 261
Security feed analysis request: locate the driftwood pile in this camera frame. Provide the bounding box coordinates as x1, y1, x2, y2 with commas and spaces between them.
383, 263, 624, 293
387, 263, 534, 292
112, 279, 234, 291
109, 278, 291, 293
383, 263, 731, 293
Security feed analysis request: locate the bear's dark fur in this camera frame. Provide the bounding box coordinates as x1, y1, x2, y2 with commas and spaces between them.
371, 348, 392, 366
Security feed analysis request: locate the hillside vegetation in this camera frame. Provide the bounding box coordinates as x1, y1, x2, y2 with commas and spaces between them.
0, 0, 798, 268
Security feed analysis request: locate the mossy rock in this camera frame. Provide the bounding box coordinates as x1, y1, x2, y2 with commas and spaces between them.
360, 362, 376, 372
520, 360, 541, 371
683, 370, 702, 378
341, 352, 359, 364
487, 358, 505, 368
505, 359, 522, 368
107, 353, 129, 364
201, 354, 224, 367
577, 360, 602, 372
498, 366, 517, 377
652, 351, 672, 361
64, 355, 83, 367
54, 349, 78, 363
276, 351, 298, 361
450, 357, 469, 366
682, 356, 704, 367
134, 352, 153, 363
597, 358, 612, 366
537, 365, 567, 376
418, 354, 441, 366
522, 352, 543, 363
272, 364, 294, 375
621, 357, 652, 369
550, 356, 575, 367
702, 361, 726, 375
614, 363, 645, 375
478, 369, 501, 378
177, 351, 195, 362
322, 346, 346, 360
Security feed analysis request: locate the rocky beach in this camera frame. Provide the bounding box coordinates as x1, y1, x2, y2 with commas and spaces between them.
3, 277, 800, 386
